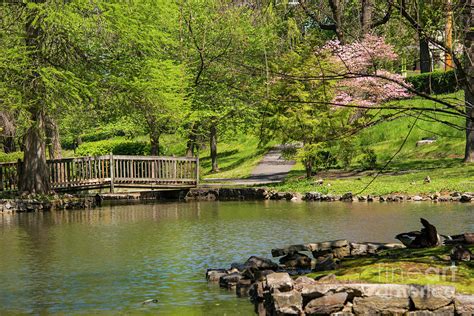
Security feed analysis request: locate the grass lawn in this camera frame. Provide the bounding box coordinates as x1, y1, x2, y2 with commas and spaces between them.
307, 245, 474, 294
200, 135, 276, 179
270, 91, 474, 195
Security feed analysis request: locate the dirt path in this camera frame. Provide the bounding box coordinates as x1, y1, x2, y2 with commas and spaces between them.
202, 146, 295, 186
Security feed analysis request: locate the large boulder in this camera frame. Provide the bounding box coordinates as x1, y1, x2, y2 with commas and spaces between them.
279, 252, 312, 269
269, 290, 303, 315
352, 296, 410, 314
455, 294, 474, 315
245, 256, 279, 270
304, 292, 348, 315
206, 269, 227, 282
219, 272, 243, 289
265, 272, 294, 293
409, 285, 455, 310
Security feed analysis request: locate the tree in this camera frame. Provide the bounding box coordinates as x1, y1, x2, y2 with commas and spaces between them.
1, 1, 96, 193
180, 0, 270, 172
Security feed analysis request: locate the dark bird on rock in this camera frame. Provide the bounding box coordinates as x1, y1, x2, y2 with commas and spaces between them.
395, 218, 441, 248
450, 245, 472, 262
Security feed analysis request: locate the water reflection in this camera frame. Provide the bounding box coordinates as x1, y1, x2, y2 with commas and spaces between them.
0, 201, 473, 314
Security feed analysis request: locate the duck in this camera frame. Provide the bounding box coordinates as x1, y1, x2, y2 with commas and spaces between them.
395, 218, 441, 248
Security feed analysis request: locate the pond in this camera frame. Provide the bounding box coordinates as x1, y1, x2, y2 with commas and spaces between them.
0, 201, 473, 314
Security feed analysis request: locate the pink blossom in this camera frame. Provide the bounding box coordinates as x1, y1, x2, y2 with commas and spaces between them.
323, 35, 411, 108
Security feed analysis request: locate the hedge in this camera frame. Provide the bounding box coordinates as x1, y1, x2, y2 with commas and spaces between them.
406, 70, 460, 95
75, 138, 150, 156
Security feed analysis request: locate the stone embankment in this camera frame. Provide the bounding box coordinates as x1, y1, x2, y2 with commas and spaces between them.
206, 239, 474, 315
186, 188, 474, 203
0, 195, 95, 213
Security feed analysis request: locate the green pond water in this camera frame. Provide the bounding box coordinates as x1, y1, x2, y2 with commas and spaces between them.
0, 201, 473, 315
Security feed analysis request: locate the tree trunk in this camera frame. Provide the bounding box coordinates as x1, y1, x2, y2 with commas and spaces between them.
463, 0, 474, 162
329, 0, 344, 43
186, 124, 197, 157
210, 122, 218, 172
419, 35, 432, 73
445, 0, 454, 70
360, 0, 373, 35
19, 113, 50, 194
150, 132, 160, 156
304, 160, 313, 178
45, 116, 61, 159
0, 111, 17, 153
18, 0, 50, 194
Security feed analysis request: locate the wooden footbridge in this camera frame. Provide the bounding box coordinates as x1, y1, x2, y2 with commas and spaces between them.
0, 155, 199, 192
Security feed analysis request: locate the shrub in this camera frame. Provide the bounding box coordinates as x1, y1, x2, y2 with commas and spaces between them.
359, 148, 377, 170
0, 151, 23, 163
75, 138, 150, 156
406, 70, 460, 95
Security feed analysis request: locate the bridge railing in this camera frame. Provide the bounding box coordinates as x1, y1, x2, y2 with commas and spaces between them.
0, 154, 199, 192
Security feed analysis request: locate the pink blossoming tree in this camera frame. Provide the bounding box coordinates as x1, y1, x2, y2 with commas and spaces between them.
324, 35, 411, 109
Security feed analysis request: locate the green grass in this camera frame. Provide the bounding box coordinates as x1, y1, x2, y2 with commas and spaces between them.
199, 134, 276, 179
271, 91, 474, 195
306, 245, 474, 294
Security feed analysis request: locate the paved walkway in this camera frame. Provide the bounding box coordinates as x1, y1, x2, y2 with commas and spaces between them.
202, 146, 295, 186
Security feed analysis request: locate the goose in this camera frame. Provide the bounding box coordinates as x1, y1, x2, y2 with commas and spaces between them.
395, 218, 441, 248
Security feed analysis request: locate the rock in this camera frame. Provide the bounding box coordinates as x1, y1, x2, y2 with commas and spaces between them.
352, 296, 410, 314
304, 192, 322, 201
455, 294, 474, 315
245, 256, 279, 271
269, 290, 303, 315
236, 279, 253, 297
308, 240, 348, 252
406, 304, 455, 315
219, 272, 242, 288
357, 195, 366, 202
230, 262, 247, 271
265, 272, 293, 293
451, 191, 461, 197
413, 195, 424, 201
279, 252, 312, 269
460, 194, 472, 202
366, 195, 374, 202
340, 192, 353, 202
314, 255, 337, 271
409, 285, 455, 310
253, 270, 275, 282
424, 176, 431, 183
316, 178, 324, 185
315, 273, 336, 283
293, 276, 317, 290
206, 269, 227, 282
350, 243, 368, 256
249, 281, 266, 302
304, 292, 348, 315
416, 139, 436, 146
272, 244, 310, 257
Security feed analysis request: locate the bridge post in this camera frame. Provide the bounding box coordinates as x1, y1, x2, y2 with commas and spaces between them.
195, 156, 199, 186
0, 166, 3, 192
109, 153, 115, 193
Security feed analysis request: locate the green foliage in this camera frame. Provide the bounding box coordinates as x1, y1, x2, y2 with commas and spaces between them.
0, 151, 23, 163
75, 138, 149, 156
406, 70, 460, 95
358, 148, 377, 170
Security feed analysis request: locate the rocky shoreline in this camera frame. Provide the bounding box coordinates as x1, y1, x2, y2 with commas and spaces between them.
0, 195, 96, 213
185, 188, 474, 203
206, 239, 474, 315
1, 187, 472, 213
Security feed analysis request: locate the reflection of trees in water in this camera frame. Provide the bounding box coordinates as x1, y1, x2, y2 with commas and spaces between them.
17, 212, 58, 314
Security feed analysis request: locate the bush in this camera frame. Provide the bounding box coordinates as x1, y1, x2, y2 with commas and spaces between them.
358, 148, 377, 170
406, 70, 460, 95
76, 138, 150, 156
0, 151, 23, 163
